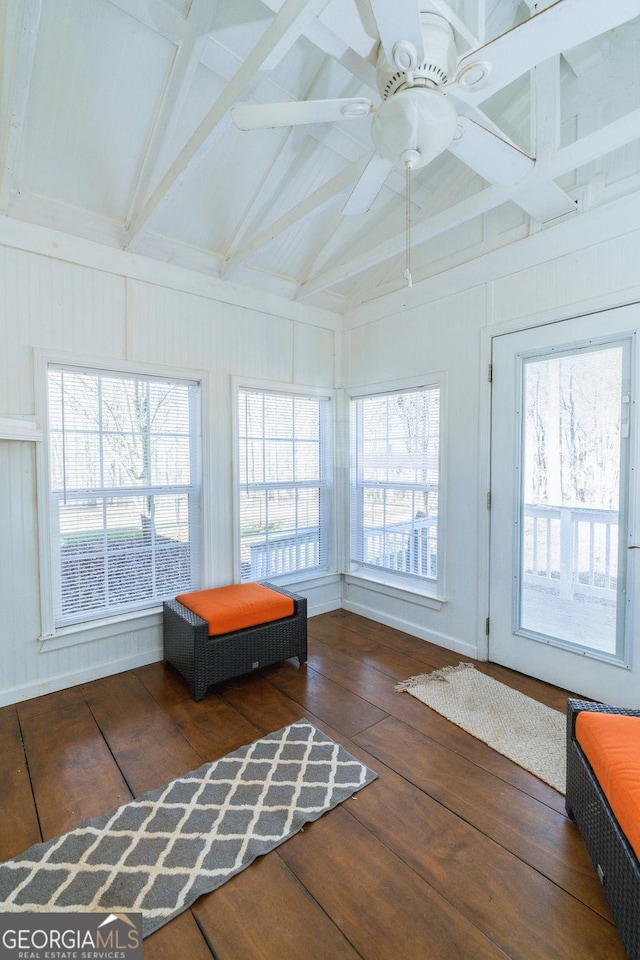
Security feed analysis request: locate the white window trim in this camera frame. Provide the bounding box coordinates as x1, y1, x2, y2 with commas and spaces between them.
348, 372, 447, 601
35, 350, 209, 644
232, 376, 337, 585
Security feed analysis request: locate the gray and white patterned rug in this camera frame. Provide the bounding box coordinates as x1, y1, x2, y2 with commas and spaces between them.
0, 721, 377, 936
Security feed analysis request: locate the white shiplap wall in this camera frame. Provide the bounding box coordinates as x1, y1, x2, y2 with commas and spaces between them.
0, 241, 340, 706
3, 191, 640, 705
342, 195, 640, 660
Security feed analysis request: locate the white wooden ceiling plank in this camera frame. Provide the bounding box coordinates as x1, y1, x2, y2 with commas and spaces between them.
0, 0, 42, 213
261, 0, 332, 71
298, 182, 509, 299
124, 0, 325, 246
107, 0, 187, 44
298, 106, 640, 298
223, 128, 308, 258
125, 0, 216, 233
222, 152, 370, 276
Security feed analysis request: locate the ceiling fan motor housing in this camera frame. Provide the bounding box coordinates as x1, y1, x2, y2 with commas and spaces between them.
376, 13, 457, 100
372, 14, 458, 170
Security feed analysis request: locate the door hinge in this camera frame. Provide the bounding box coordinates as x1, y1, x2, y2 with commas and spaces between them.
488, 363, 493, 383
485, 616, 490, 636
486, 491, 491, 510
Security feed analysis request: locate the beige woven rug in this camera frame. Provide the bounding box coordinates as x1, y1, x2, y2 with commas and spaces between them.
397, 663, 566, 793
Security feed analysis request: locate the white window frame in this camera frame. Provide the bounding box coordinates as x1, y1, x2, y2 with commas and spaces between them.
349, 375, 445, 599
36, 352, 206, 642
233, 378, 335, 585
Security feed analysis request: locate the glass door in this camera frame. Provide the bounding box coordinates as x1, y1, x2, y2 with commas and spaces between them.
489, 309, 638, 706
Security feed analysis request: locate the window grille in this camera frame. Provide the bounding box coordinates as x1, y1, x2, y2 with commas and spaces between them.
350, 385, 440, 585
47, 364, 200, 626
237, 386, 331, 582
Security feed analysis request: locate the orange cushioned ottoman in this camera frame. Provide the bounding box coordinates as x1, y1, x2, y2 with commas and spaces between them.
575, 711, 640, 860
566, 699, 640, 960
162, 581, 307, 701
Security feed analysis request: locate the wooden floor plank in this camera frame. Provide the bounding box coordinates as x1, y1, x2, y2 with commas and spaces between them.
354, 715, 605, 911
2, 609, 627, 960
136, 662, 262, 761
143, 909, 214, 960
339, 734, 621, 956
0, 706, 40, 859
261, 657, 389, 735
278, 806, 512, 960
192, 851, 363, 960
217, 672, 316, 733
82, 671, 204, 795
309, 610, 461, 672
308, 634, 567, 813
135, 660, 194, 709
18, 699, 131, 839
16, 685, 87, 721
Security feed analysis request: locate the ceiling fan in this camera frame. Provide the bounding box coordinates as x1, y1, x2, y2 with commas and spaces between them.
231, 0, 640, 280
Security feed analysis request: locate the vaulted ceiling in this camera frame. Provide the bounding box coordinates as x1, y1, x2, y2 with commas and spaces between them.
2, 0, 640, 313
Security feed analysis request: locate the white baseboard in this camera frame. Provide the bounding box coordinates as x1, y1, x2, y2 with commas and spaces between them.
0, 647, 162, 708
341, 598, 479, 660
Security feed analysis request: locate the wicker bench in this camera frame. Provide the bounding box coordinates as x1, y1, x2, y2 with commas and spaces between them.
566, 699, 640, 960
163, 582, 307, 701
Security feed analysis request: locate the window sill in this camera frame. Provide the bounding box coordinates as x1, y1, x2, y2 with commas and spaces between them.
38, 608, 163, 652
250, 569, 339, 590
344, 571, 447, 611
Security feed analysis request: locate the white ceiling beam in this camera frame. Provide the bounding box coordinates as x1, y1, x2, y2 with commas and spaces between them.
222, 152, 371, 276
260, 0, 377, 89
225, 47, 368, 258
0, 0, 42, 213
123, 0, 329, 246
531, 56, 561, 161
428, 0, 479, 49
124, 0, 217, 237
305, 19, 377, 88
298, 106, 640, 298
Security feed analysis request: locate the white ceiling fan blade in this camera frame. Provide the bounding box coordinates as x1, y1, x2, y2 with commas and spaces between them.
368, 0, 424, 69
343, 152, 394, 215
231, 97, 372, 131
512, 181, 577, 223
449, 118, 576, 221
454, 0, 640, 104
448, 117, 534, 185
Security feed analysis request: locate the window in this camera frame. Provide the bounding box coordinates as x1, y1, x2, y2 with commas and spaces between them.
237, 386, 332, 582
46, 364, 200, 627
350, 384, 440, 587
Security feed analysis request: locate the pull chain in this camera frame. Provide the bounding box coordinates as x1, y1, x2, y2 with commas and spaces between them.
404, 160, 412, 288
401, 150, 419, 288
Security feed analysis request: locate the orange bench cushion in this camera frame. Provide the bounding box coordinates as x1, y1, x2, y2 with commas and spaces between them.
576, 712, 640, 858
175, 583, 294, 637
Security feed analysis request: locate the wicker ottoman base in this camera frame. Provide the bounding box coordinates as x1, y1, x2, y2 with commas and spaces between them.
162, 582, 307, 701
566, 699, 640, 960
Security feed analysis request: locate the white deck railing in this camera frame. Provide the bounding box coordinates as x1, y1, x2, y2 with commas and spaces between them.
247, 527, 320, 579
244, 516, 439, 581
523, 504, 618, 600
360, 515, 438, 578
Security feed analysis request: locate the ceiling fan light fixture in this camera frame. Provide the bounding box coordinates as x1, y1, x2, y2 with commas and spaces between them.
340, 98, 372, 119
456, 60, 492, 89
371, 87, 458, 169
392, 38, 418, 73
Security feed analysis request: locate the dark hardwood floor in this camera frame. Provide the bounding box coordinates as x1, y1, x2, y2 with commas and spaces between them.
0, 610, 626, 960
